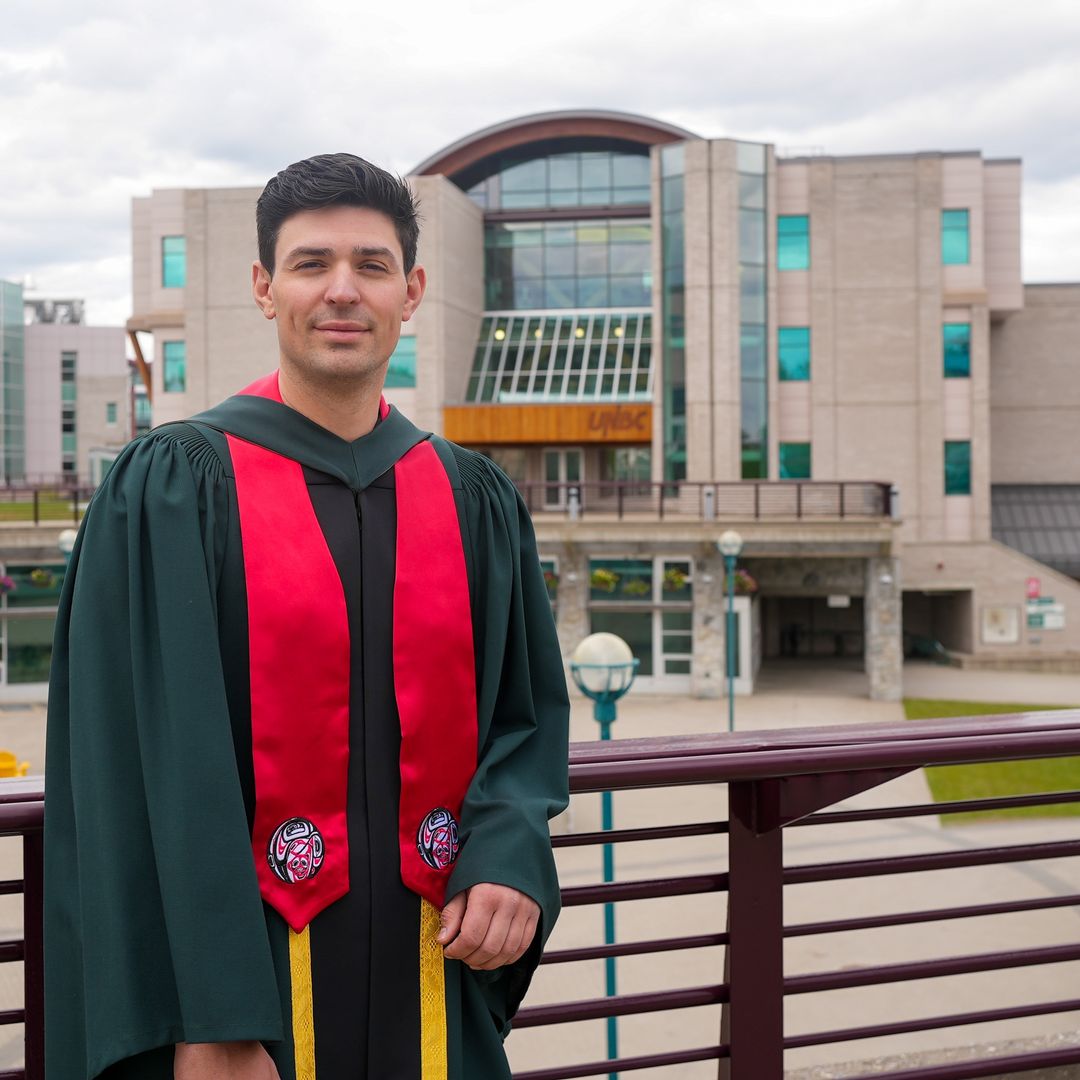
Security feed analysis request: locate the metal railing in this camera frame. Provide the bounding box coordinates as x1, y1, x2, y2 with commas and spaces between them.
4, 711, 1080, 1078
516, 480, 894, 521
0, 488, 87, 526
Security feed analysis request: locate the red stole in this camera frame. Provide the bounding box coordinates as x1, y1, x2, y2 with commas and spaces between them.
228, 372, 478, 932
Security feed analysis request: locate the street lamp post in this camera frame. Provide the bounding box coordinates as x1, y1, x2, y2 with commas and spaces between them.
569, 632, 639, 1080
717, 530, 744, 733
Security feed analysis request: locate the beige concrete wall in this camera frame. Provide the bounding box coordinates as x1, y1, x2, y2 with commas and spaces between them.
984, 160, 1023, 312
991, 284, 1080, 483
407, 174, 484, 435
903, 540, 1080, 654
143, 189, 187, 318
942, 154, 985, 299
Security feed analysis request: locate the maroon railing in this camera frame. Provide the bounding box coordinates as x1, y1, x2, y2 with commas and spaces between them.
4, 711, 1080, 1078
516, 480, 893, 520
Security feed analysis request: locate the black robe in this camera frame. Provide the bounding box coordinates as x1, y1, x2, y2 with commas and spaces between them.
44, 397, 570, 1079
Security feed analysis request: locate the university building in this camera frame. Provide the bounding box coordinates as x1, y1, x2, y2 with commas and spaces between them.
126, 110, 1080, 700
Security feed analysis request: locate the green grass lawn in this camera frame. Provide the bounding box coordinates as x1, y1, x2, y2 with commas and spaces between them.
904, 698, 1080, 821
0, 494, 82, 523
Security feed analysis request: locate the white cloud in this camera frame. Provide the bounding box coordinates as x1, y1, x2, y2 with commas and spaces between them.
1, 0, 1080, 321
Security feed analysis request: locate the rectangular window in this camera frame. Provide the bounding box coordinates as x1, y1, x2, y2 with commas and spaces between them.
944, 440, 971, 495
777, 214, 810, 270
942, 210, 970, 265
106, 402, 117, 424
589, 558, 652, 603
162, 341, 186, 393
778, 327, 811, 381
61, 382, 76, 402
162, 236, 187, 287
60, 350, 76, 381
779, 442, 811, 479
943, 322, 971, 378
61, 432, 76, 454
385, 335, 416, 388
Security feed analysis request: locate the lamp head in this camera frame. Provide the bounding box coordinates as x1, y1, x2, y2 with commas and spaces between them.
58, 528, 78, 556
717, 529, 744, 558
570, 632, 637, 700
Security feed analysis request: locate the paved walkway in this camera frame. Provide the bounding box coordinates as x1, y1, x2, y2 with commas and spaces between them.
3, 665, 1079, 1075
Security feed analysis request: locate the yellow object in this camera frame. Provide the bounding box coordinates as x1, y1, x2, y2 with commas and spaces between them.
0, 751, 29, 778
289, 926, 316, 1080
419, 899, 448, 1080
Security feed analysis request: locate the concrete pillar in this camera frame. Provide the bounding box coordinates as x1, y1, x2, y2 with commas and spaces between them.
554, 544, 589, 662
865, 556, 903, 701
691, 548, 726, 699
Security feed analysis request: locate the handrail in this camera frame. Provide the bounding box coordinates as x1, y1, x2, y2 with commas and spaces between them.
4, 708, 1080, 1078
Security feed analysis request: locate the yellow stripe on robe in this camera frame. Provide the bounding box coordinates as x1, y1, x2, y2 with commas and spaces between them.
419, 898, 448, 1080
290, 926, 317, 1080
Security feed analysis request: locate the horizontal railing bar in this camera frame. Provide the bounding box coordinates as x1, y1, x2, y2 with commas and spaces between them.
785, 892, 1080, 938
798, 788, 1080, 825
784, 995, 1080, 1049
0, 941, 24, 963
541, 932, 727, 964
0, 1009, 24, 1026
569, 729, 1080, 791
0, 882, 22, 897
837, 1042, 1080, 1080
0, 1070, 24, 1080
786, 941, 1080, 995
552, 821, 726, 848
512, 1044, 725, 1080
784, 837, 1080, 885
514, 983, 727, 1027
562, 873, 727, 906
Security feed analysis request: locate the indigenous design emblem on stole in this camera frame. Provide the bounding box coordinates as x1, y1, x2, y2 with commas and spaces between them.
416, 808, 459, 870
268, 817, 325, 884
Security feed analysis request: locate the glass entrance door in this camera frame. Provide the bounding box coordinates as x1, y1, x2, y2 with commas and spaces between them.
543, 448, 583, 510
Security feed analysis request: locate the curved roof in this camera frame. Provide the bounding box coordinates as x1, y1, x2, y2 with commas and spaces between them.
411, 109, 698, 180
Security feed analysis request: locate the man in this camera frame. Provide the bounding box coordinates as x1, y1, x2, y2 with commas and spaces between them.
45, 154, 570, 1080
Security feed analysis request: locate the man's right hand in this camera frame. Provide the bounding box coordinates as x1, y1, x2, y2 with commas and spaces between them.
175, 1041, 280, 1079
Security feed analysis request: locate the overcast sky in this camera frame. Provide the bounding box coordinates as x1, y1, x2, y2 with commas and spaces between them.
2, 0, 1079, 327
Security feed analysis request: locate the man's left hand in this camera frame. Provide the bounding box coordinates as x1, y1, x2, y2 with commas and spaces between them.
438, 884, 539, 971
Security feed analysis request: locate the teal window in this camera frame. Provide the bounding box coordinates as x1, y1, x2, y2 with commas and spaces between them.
944, 440, 971, 495
778, 327, 811, 381
60, 350, 76, 381
779, 442, 811, 479
162, 236, 186, 287
162, 341, 186, 393
588, 558, 653, 604
61, 382, 76, 402
778, 215, 810, 270
61, 433, 76, 454
105, 402, 117, 424
943, 322, 971, 378
385, 336, 416, 388
942, 210, 969, 265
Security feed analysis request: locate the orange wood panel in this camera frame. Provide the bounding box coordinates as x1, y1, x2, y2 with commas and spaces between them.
443, 404, 652, 445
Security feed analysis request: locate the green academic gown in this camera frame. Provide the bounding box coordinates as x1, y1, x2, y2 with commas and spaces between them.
44, 397, 570, 1079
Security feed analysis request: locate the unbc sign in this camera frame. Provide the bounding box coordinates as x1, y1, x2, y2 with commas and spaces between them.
586, 406, 650, 441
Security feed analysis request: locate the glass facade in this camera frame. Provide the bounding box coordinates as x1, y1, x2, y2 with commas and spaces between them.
0, 280, 26, 482
162, 236, 186, 287
942, 210, 970, 265
779, 442, 811, 479
467, 310, 652, 402
588, 556, 694, 678
777, 214, 810, 271
739, 144, 768, 478
943, 322, 971, 378
385, 335, 416, 388
162, 341, 186, 393
599, 447, 652, 484
778, 327, 810, 381
660, 145, 686, 481
2, 562, 66, 684
61, 350, 77, 474
944, 440, 971, 495
466, 150, 650, 212
484, 219, 650, 310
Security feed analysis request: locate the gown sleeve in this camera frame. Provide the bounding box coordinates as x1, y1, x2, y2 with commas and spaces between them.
44, 427, 283, 1080
445, 447, 571, 1028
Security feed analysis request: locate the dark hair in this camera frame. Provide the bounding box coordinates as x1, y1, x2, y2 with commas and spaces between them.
256, 153, 419, 275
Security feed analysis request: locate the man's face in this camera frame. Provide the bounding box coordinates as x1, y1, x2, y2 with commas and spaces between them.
252, 204, 425, 385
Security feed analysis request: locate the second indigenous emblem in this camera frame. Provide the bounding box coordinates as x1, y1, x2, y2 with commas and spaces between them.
268, 817, 325, 884
416, 807, 459, 870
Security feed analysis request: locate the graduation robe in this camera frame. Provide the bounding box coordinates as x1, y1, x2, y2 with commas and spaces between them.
44, 393, 570, 1079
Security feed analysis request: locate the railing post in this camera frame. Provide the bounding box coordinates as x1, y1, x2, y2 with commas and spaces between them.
33, 489, 40, 526
796, 483, 802, 518
23, 829, 44, 1080
720, 780, 784, 1079
840, 483, 846, 518
617, 483, 624, 520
